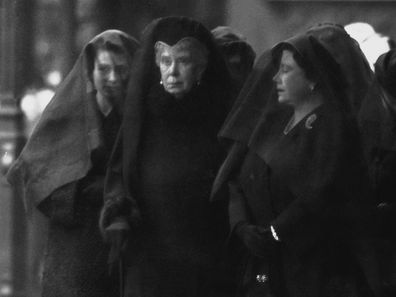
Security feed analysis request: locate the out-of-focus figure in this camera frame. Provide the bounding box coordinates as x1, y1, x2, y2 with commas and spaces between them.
6, 30, 139, 297
359, 48, 396, 296
212, 26, 256, 93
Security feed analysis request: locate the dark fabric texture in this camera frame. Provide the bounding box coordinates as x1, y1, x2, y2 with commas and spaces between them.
213, 32, 381, 297
41, 101, 123, 297
359, 49, 396, 155
306, 23, 374, 114
375, 49, 396, 100
358, 49, 396, 292
228, 105, 378, 297
102, 16, 233, 297
41, 177, 118, 297
7, 30, 139, 297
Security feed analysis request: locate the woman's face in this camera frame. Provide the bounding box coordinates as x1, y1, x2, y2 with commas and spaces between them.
273, 49, 313, 106
158, 47, 205, 99
93, 49, 130, 102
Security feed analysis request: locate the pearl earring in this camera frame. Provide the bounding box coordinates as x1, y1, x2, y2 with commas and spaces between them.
160, 80, 163, 85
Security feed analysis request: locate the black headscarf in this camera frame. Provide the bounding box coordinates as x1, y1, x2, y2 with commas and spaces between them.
307, 23, 374, 114
7, 30, 139, 213
105, 16, 232, 215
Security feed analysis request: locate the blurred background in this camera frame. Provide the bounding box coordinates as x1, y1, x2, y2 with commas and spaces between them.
0, 0, 395, 296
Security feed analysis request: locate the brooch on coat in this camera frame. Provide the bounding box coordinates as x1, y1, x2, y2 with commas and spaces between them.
305, 114, 317, 130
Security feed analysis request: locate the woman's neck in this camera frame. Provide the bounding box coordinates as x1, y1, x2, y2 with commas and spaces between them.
292, 93, 324, 127
96, 93, 113, 117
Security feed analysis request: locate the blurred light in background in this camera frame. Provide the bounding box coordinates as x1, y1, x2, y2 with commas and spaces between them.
345, 22, 391, 70
45, 70, 62, 87
0, 281, 12, 296
1, 143, 15, 171
20, 88, 54, 123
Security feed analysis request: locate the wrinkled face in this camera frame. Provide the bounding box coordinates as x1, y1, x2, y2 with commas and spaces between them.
273, 50, 313, 106
156, 39, 207, 99
93, 49, 130, 102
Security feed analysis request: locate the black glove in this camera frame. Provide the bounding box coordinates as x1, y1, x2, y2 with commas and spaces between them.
235, 222, 275, 258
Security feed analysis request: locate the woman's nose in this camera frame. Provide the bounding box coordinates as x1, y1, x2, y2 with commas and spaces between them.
168, 62, 179, 75
108, 69, 118, 82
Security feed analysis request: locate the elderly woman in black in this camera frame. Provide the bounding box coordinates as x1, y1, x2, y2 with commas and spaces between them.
212, 32, 380, 297
7, 30, 139, 297
99, 16, 233, 297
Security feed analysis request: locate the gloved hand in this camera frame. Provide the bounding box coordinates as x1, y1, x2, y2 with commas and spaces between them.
235, 222, 275, 258
104, 217, 130, 274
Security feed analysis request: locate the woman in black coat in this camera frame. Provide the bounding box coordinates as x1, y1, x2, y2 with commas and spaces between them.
212, 32, 380, 297
7, 30, 139, 297
99, 16, 233, 297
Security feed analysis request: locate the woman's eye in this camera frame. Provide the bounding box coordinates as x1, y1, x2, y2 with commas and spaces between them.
161, 57, 172, 66
98, 66, 110, 73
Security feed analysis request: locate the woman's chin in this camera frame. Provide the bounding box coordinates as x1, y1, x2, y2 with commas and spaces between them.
167, 90, 187, 100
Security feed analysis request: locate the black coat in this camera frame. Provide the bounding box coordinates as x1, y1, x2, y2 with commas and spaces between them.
119, 87, 230, 297
41, 108, 121, 297
228, 104, 379, 297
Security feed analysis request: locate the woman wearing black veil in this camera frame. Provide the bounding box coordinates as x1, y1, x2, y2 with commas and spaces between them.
7, 30, 139, 297
99, 16, 233, 297
211, 31, 380, 297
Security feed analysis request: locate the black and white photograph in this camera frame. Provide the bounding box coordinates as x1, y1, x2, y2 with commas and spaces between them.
1, 1, 396, 297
